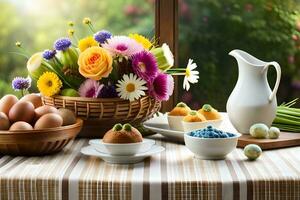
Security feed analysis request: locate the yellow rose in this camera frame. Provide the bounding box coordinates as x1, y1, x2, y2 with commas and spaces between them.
78, 46, 113, 80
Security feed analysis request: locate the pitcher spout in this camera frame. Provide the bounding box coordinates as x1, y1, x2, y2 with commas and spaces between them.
229, 49, 266, 67
228, 49, 242, 58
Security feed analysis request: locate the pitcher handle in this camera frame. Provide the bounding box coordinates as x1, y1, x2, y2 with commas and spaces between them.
263, 62, 281, 102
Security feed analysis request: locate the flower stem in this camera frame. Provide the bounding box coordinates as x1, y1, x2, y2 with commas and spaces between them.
71, 33, 79, 44
18, 46, 31, 58
165, 72, 186, 76
88, 23, 96, 33
8, 51, 29, 59
167, 68, 186, 71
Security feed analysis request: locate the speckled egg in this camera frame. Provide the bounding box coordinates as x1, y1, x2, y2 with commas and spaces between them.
244, 144, 262, 160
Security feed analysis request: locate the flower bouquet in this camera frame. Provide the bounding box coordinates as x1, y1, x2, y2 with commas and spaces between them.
17, 18, 199, 137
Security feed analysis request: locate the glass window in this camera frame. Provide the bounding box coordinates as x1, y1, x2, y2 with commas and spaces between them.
178, 0, 300, 110
0, 0, 154, 96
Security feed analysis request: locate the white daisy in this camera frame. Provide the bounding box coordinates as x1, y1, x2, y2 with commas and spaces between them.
183, 59, 199, 91
116, 73, 147, 101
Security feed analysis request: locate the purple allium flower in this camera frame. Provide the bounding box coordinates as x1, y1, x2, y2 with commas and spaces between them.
78, 79, 103, 98
12, 77, 31, 91
98, 83, 118, 98
148, 73, 173, 101
94, 30, 112, 44
42, 49, 56, 60
54, 37, 72, 51
132, 51, 158, 81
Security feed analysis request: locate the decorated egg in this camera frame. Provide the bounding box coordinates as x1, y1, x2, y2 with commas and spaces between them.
244, 144, 262, 160
268, 127, 280, 139
249, 123, 268, 139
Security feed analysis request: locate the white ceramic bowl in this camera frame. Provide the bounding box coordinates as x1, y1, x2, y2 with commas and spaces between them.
182, 119, 223, 132
184, 132, 241, 160
89, 138, 155, 156
167, 114, 185, 131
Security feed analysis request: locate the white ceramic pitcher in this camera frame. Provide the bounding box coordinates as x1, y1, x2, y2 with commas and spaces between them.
226, 49, 281, 134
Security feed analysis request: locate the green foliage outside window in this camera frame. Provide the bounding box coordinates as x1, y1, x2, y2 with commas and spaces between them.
179, 0, 300, 110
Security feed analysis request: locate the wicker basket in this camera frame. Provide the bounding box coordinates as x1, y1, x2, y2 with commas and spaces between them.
0, 119, 83, 156
42, 95, 161, 138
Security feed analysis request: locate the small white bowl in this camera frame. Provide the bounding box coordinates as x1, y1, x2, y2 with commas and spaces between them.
89, 138, 155, 156
182, 119, 223, 132
167, 114, 185, 131
184, 132, 241, 160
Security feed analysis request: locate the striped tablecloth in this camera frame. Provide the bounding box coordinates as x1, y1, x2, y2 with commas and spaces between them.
0, 136, 300, 200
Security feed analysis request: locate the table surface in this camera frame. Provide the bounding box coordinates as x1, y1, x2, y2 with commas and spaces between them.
0, 135, 300, 200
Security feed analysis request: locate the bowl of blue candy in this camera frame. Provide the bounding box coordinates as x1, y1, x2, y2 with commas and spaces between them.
184, 126, 241, 160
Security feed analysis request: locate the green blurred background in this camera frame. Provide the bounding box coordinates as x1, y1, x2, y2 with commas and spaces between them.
179, 0, 300, 110
0, 0, 155, 96
0, 0, 299, 110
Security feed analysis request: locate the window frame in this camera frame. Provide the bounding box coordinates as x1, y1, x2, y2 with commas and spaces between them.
155, 0, 178, 111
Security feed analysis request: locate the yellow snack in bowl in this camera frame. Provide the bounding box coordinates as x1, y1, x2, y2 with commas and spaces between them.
183, 111, 206, 122
198, 104, 221, 120
169, 102, 191, 116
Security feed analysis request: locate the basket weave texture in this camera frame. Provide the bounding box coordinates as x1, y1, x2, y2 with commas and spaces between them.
0, 119, 83, 156
42, 95, 161, 137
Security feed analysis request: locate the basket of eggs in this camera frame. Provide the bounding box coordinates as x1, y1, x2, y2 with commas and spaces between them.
0, 94, 82, 156
19, 21, 199, 138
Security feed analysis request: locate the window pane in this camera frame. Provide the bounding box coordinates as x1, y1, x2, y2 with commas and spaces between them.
0, 0, 154, 96
179, 0, 300, 110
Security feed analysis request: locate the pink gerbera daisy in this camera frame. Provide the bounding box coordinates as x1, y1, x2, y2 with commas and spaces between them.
148, 73, 174, 101
132, 51, 158, 81
78, 79, 103, 98
102, 36, 144, 57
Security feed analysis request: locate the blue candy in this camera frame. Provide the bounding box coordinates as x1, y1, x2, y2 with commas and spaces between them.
189, 126, 236, 138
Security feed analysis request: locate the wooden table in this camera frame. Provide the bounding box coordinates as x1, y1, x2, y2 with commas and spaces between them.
0, 136, 300, 200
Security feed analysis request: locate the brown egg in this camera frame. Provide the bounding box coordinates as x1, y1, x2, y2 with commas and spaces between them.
0, 112, 10, 130
9, 121, 33, 131
34, 105, 58, 121
9, 101, 35, 123
20, 94, 43, 108
58, 108, 77, 126
0, 95, 18, 115
34, 113, 63, 129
